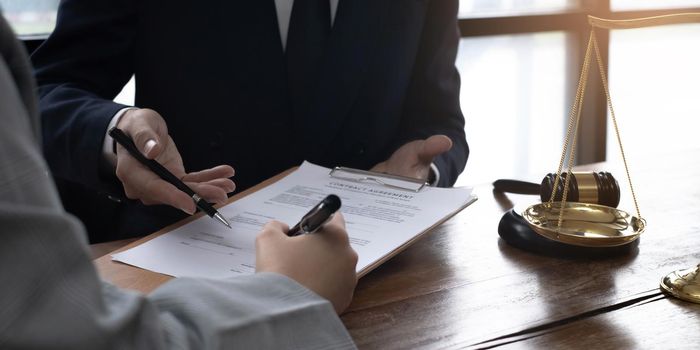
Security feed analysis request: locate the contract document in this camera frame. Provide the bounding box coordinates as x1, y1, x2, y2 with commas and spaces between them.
112, 162, 477, 278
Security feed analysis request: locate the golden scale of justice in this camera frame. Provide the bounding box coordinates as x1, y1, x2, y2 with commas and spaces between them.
496, 13, 700, 304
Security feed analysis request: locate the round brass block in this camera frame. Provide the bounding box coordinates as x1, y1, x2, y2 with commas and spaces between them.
522, 202, 645, 247
660, 265, 700, 304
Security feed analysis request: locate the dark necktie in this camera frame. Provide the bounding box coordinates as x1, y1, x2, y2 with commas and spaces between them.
286, 0, 331, 118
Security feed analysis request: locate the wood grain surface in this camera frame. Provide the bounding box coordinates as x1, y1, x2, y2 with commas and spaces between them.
341, 149, 700, 349
496, 296, 700, 349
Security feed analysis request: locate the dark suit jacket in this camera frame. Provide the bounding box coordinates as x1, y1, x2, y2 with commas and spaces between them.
32, 0, 468, 240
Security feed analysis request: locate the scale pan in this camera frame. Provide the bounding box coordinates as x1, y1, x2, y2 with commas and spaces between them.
522, 202, 645, 247
660, 264, 700, 304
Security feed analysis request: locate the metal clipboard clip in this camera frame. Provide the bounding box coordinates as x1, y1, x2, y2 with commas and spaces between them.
329, 167, 428, 192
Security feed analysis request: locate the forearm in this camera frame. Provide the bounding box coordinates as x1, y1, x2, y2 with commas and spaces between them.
38, 83, 130, 189
394, 0, 468, 186
31, 0, 137, 190
150, 274, 355, 349
0, 205, 354, 349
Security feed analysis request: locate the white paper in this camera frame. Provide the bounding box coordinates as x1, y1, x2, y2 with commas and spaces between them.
112, 162, 476, 278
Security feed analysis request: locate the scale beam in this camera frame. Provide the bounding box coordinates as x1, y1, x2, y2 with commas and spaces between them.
589, 13, 700, 30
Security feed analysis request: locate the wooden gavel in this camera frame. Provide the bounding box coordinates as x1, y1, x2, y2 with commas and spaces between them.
493, 172, 621, 208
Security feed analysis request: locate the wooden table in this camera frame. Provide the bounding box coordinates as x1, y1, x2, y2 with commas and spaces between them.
93, 149, 700, 349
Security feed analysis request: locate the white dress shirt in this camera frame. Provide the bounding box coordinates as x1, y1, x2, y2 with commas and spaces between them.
275, 0, 339, 50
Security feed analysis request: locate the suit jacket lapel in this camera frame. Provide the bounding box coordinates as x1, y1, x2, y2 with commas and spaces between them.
294, 0, 385, 162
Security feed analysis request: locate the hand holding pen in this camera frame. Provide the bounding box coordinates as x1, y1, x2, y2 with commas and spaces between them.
255, 195, 357, 314
109, 109, 235, 217
109, 121, 234, 228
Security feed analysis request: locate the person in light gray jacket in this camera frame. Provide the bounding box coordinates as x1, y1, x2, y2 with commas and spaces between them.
0, 15, 357, 349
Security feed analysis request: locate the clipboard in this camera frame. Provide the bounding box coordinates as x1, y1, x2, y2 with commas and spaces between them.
329, 166, 429, 192
96, 163, 476, 293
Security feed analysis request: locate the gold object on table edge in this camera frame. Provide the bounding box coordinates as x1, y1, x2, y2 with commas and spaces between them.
660, 264, 700, 304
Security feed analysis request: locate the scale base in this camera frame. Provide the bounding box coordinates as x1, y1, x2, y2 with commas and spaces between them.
660, 265, 700, 304
498, 209, 639, 258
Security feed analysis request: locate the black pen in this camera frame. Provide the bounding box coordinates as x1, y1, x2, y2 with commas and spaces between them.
287, 194, 342, 237
108, 127, 232, 229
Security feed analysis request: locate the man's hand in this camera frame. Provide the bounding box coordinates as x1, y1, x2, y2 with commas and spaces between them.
255, 213, 358, 314
371, 134, 453, 181
114, 108, 235, 214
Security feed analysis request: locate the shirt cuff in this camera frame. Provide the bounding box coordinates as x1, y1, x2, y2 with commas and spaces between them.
428, 162, 440, 186
102, 107, 137, 169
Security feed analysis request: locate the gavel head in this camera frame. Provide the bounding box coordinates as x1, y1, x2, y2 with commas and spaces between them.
540, 172, 620, 208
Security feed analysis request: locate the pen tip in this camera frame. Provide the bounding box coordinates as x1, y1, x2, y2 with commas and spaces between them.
214, 212, 232, 229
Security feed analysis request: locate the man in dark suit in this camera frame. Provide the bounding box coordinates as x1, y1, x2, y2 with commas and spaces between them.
32, 0, 469, 241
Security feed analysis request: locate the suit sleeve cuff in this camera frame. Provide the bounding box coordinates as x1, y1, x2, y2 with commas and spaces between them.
428, 162, 440, 186
101, 107, 137, 170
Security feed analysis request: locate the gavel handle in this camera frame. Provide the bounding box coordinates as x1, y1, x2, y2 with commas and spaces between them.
492, 179, 541, 195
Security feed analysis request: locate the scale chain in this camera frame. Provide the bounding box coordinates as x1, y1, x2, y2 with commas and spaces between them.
549, 30, 594, 205
551, 28, 644, 229
552, 30, 595, 228
591, 31, 643, 222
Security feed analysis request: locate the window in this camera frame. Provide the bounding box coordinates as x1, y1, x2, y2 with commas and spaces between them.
607, 23, 700, 158
455, 32, 568, 185
459, 0, 578, 18
611, 0, 700, 11
0, 0, 59, 37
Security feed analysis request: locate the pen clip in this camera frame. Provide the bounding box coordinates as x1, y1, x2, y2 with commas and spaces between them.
298, 202, 334, 234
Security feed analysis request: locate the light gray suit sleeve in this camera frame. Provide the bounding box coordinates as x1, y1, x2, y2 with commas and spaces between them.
0, 16, 355, 350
